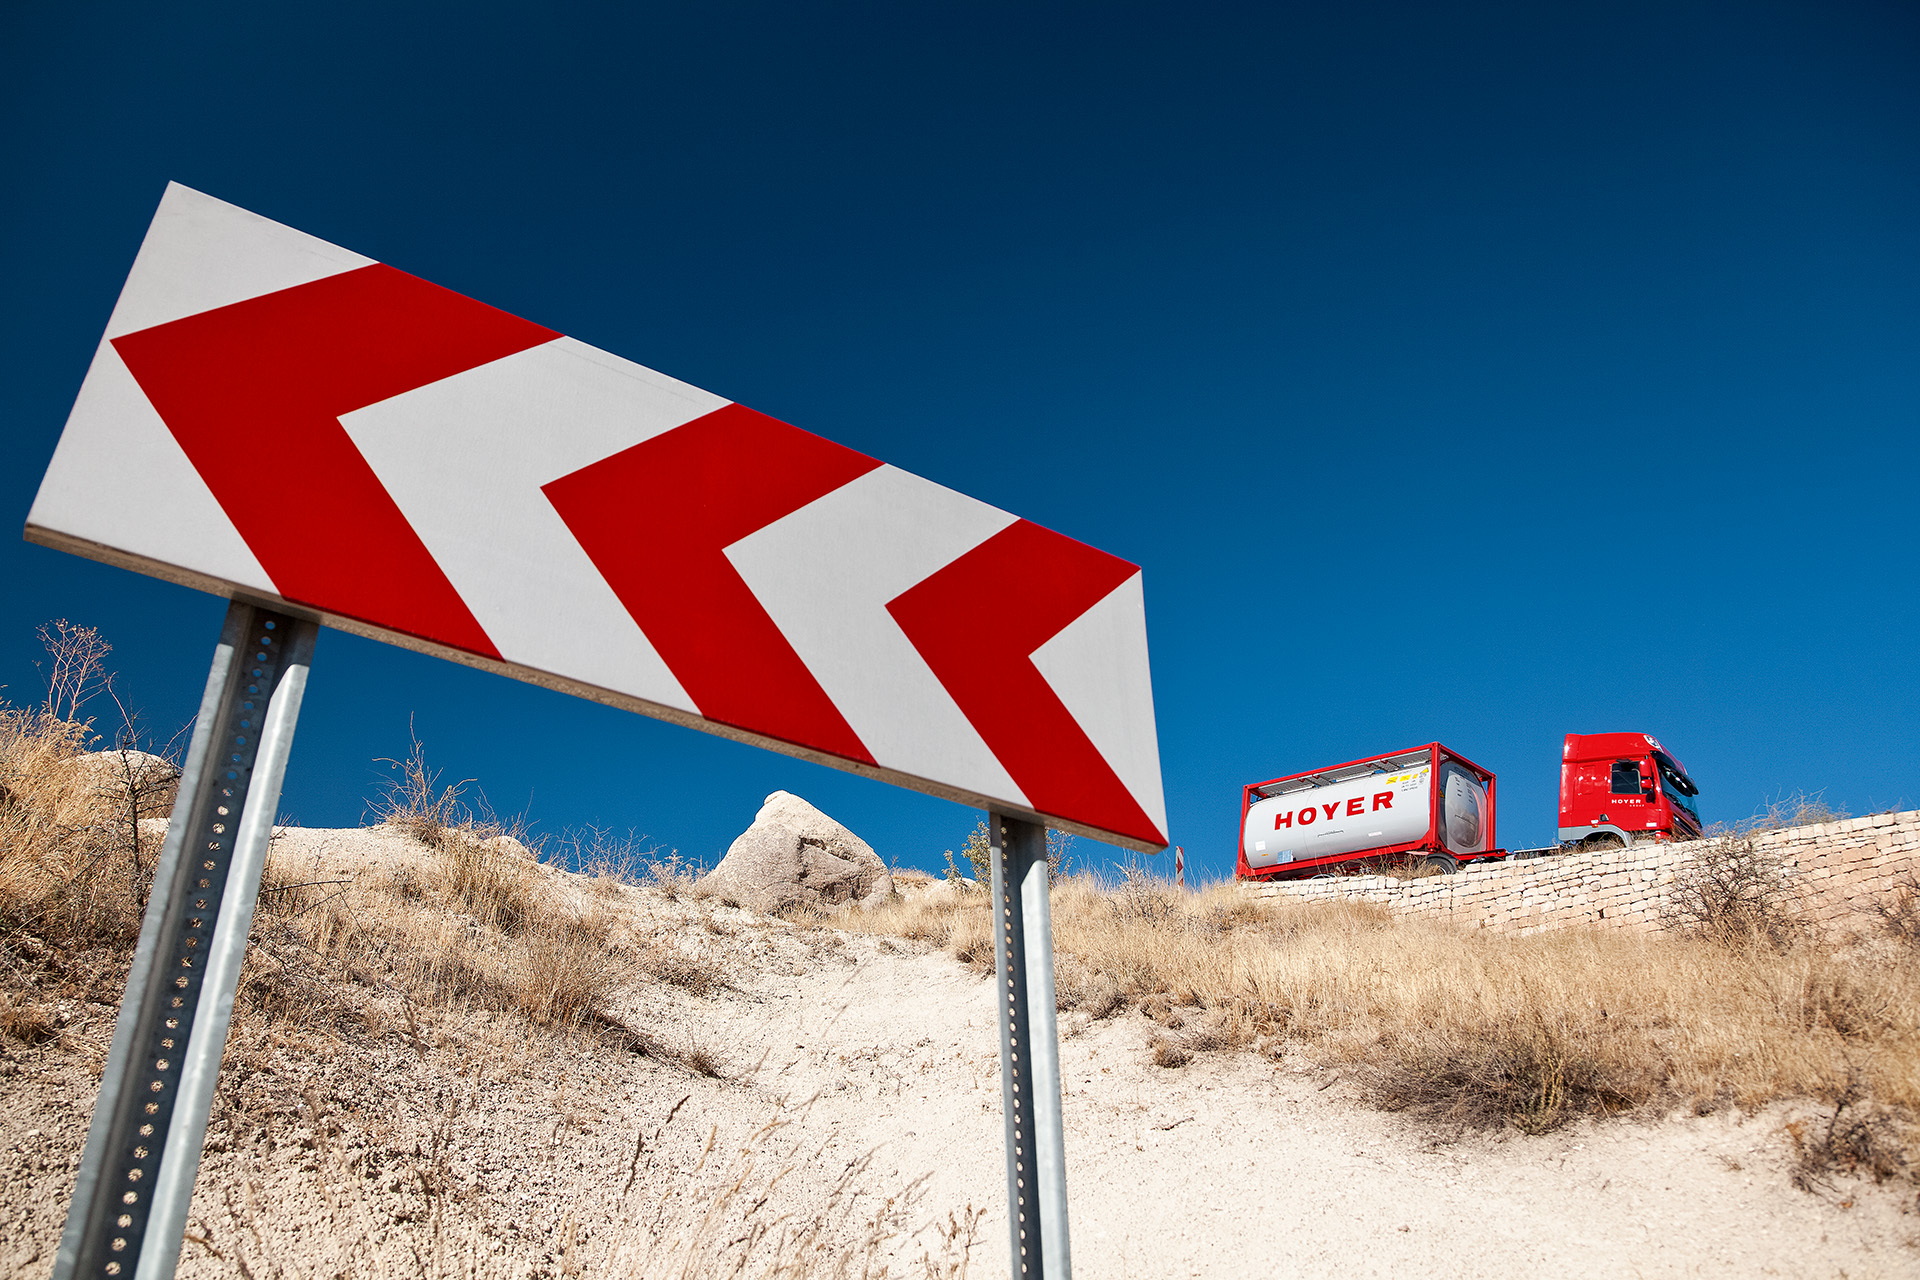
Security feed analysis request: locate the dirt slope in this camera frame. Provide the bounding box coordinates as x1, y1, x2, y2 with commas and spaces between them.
5, 826, 1916, 1279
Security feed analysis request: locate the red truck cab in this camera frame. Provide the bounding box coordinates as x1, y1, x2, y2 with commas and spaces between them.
1558, 732, 1703, 849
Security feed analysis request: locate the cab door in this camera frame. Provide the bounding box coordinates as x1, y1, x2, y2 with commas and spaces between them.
1610, 758, 1655, 823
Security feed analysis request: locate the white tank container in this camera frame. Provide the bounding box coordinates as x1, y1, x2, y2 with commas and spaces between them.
1241, 759, 1489, 870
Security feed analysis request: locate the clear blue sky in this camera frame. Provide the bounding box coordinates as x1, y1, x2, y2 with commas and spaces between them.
3, 2, 1915, 880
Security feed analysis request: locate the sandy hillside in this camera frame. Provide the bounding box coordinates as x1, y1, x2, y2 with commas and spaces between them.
6, 823, 1917, 1280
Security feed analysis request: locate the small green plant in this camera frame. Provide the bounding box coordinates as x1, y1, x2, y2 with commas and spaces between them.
943, 819, 1076, 887
944, 820, 992, 885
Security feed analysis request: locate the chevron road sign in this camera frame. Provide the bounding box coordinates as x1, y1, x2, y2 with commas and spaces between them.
29, 183, 1167, 853
36, 183, 1159, 1280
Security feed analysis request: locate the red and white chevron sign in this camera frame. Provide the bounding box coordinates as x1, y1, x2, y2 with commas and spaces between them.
28, 184, 1167, 850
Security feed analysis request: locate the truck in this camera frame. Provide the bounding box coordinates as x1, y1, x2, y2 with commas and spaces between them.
1236, 733, 1703, 882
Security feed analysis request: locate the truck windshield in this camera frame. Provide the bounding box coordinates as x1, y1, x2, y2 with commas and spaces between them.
1653, 751, 1699, 818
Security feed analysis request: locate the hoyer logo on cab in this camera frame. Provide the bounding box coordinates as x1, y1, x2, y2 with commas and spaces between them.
1274, 792, 1396, 829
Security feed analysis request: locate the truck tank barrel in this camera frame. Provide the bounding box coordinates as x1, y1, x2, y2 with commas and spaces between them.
1241, 755, 1490, 871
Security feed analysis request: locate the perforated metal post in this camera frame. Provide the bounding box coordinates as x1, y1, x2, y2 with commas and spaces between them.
991, 812, 1071, 1279
54, 600, 318, 1280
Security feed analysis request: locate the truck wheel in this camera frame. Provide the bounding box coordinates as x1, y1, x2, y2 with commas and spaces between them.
1581, 833, 1625, 850
1420, 853, 1458, 875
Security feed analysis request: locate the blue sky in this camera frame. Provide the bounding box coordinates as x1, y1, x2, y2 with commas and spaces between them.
3, 2, 1915, 879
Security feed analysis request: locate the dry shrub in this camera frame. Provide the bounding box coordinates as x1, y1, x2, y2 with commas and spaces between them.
0, 995, 61, 1044
1664, 834, 1804, 950
683, 1042, 724, 1078
371, 731, 470, 848
838, 876, 1920, 1154
641, 850, 706, 899
0, 706, 130, 945
775, 899, 830, 926
1709, 790, 1851, 837
943, 819, 1075, 887
554, 825, 699, 900
1109, 860, 1180, 924
0, 658, 180, 1006
511, 909, 634, 1028
1790, 1074, 1915, 1190
637, 941, 725, 997
437, 826, 540, 933
1874, 868, 1920, 947
1368, 1006, 1649, 1134
1150, 1037, 1191, 1069
36, 619, 115, 725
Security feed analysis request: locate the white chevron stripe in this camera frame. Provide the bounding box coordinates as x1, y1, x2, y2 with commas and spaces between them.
106, 184, 372, 338
28, 341, 277, 595
1031, 572, 1168, 839
339, 338, 721, 714
27, 183, 362, 597
725, 464, 1028, 805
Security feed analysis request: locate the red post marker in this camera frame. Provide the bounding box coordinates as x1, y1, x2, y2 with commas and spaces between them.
1175, 845, 1185, 891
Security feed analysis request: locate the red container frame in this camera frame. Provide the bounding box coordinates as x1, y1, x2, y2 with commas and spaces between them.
1235, 743, 1499, 882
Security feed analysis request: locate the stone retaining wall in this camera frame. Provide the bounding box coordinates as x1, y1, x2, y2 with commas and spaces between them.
1240, 810, 1920, 936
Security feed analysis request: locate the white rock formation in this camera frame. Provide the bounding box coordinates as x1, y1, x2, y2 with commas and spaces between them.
698, 791, 893, 913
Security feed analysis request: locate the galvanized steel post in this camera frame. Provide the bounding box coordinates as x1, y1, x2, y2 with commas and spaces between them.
990, 812, 1071, 1280
54, 600, 318, 1280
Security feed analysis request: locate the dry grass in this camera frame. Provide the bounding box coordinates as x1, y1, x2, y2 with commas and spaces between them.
0, 689, 695, 1070
0, 711, 170, 1012
0, 633, 192, 1063
636, 939, 727, 996
198, 1081, 983, 1280
322, 735, 649, 1036
556, 824, 709, 902
292, 841, 635, 1037
840, 875, 1920, 1161
578, 1103, 984, 1279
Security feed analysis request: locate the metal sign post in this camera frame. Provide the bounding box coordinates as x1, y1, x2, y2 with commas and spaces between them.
991, 813, 1072, 1280
54, 601, 317, 1280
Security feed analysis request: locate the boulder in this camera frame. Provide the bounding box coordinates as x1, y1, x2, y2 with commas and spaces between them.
699, 791, 893, 913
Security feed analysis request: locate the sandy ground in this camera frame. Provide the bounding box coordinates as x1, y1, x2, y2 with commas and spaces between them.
6, 825, 1917, 1279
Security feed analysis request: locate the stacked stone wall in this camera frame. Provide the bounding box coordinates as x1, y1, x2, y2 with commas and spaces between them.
1240, 810, 1920, 936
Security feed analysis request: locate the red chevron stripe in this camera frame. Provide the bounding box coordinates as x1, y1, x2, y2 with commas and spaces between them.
111, 264, 558, 656
887, 520, 1164, 845
543, 404, 882, 763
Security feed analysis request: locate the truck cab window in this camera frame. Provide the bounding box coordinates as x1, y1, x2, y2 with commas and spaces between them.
1611, 760, 1645, 795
